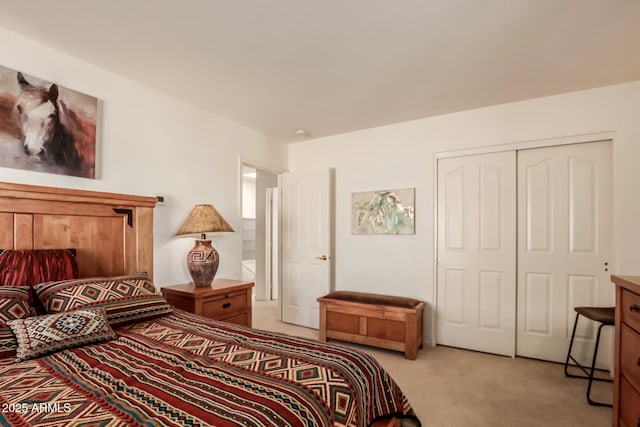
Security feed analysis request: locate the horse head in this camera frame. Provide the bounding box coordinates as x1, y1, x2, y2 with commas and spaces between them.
14, 72, 80, 169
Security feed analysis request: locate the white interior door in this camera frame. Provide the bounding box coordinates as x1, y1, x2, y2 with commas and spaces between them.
437, 151, 517, 356
517, 141, 613, 364
280, 168, 332, 328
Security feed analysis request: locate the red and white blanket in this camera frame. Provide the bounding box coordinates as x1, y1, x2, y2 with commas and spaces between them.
0, 310, 420, 426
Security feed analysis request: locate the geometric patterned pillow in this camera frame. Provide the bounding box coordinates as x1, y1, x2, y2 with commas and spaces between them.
0, 286, 32, 359
34, 274, 173, 327
7, 307, 117, 361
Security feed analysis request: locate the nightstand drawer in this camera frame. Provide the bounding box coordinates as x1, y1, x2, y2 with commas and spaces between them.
622, 289, 640, 334
621, 324, 640, 392
202, 292, 247, 317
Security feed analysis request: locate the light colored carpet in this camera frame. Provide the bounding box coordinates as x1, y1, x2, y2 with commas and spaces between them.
253, 300, 612, 427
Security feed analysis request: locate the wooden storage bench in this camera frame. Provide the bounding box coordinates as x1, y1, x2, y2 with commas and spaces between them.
317, 291, 425, 360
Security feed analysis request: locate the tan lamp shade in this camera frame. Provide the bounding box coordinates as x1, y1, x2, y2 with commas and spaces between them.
176, 204, 234, 287
176, 204, 234, 237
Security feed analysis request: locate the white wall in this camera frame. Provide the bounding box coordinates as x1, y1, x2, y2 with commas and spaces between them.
289, 80, 640, 344
242, 177, 257, 219
0, 26, 288, 287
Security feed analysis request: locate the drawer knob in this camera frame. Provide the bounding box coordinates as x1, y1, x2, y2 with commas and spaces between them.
631, 304, 640, 313
222, 302, 231, 309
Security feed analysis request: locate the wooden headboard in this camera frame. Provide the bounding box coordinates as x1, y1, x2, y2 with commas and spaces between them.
0, 182, 157, 279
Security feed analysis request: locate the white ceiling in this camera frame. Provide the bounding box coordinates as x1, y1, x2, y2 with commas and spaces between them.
1, 0, 639, 143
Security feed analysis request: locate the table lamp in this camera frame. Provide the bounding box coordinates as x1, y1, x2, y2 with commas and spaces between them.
176, 204, 234, 287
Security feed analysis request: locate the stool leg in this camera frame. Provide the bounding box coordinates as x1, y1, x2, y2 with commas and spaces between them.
564, 312, 581, 378
586, 323, 613, 407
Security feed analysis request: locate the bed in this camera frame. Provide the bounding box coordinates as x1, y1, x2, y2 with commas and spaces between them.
0, 182, 420, 427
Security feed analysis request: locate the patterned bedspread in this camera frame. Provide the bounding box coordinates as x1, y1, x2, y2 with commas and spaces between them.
0, 310, 420, 426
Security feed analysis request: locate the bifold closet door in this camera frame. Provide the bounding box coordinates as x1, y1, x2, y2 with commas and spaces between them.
437, 151, 516, 356
516, 141, 612, 365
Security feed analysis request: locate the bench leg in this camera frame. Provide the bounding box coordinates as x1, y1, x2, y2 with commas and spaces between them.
404, 344, 417, 360
405, 313, 417, 360
319, 304, 327, 342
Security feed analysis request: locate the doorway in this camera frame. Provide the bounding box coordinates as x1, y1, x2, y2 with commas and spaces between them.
241, 164, 279, 302
436, 140, 613, 365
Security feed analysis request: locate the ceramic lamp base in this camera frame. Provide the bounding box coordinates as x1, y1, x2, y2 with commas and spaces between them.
186, 239, 219, 287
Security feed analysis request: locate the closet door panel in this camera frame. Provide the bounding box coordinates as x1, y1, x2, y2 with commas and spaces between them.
437, 151, 516, 356
516, 141, 612, 365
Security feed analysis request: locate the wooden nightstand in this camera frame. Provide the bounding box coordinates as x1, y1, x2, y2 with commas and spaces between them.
161, 279, 254, 327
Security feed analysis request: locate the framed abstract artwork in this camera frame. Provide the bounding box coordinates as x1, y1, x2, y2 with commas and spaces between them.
0, 65, 97, 178
352, 187, 415, 234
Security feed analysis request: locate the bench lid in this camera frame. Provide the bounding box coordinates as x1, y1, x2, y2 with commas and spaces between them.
319, 291, 423, 309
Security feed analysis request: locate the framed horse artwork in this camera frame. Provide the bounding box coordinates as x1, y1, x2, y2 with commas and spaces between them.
0, 65, 97, 178
351, 187, 416, 235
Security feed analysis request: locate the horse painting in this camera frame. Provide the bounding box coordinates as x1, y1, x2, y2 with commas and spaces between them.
352, 188, 415, 234
0, 65, 97, 178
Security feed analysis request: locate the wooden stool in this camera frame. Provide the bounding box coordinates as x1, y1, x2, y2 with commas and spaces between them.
563, 306, 615, 407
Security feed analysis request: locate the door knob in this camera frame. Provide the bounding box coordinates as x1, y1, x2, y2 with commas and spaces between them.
315, 255, 329, 261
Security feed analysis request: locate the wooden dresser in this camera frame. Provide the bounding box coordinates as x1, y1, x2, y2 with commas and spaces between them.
611, 275, 640, 427
161, 279, 254, 327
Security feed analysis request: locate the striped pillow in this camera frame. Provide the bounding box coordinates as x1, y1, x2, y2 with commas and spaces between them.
34, 274, 173, 327
0, 286, 32, 359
